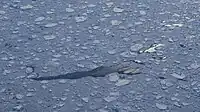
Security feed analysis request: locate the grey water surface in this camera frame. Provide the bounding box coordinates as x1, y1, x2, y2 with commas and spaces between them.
1, 0, 200, 112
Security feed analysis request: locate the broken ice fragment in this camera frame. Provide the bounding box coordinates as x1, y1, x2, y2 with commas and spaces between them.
44, 35, 56, 40
75, 16, 87, 22
108, 50, 116, 55
35, 17, 45, 22
113, 7, 124, 13
40, 80, 48, 84
144, 44, 165, 53
104, 96, 117, 102
16, 94, 24, 100
0, 10, 6, 14
156, 103, 168, 110
44, 23, 58, 28
13, 105, 23, 111
173, 24, 183, 27
26, 92, 35, 97
88, 4, 96, 7
111, 20, 121, 26
123, 68, 140, 75
108, 73, 119, 82
26, 66, 34, 74
170, 73, 186, 80
21, 4, 33, 10
58, 79, 67, 84
188, 63, 200, 69
66, 8, 75, 12
82, 97, 89, 103
140, 10, 146, 15
115, 79, 131, 86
